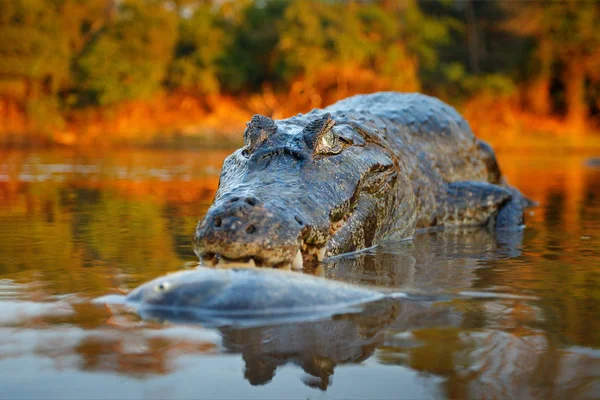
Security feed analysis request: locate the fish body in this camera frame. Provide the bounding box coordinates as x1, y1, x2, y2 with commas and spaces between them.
97, 267, 388, 326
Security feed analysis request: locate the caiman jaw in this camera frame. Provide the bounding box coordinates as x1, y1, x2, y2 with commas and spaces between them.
195, 205, 355, 271
291, 204, 356, 270
196, 241, 327, 271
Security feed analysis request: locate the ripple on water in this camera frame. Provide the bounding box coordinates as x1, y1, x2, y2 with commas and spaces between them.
0, 150, 598, 398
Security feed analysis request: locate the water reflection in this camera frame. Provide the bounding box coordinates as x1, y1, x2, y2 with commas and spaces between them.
0, 150, 598, 399
324, 227, 524, 290
219, 299, 453, 390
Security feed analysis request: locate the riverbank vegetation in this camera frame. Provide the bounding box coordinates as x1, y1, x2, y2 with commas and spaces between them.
0, 0, 599, 148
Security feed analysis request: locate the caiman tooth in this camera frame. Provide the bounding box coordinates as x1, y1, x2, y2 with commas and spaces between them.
317, 247, 326, 261
200, 254, 218, 267
248, 258, 256, 268
292, 250, 303, 270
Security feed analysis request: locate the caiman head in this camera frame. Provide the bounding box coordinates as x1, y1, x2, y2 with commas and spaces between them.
194, 112, 411, 270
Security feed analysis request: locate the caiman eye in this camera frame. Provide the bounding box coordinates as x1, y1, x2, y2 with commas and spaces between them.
315, 129, 343, 155
303, 113, 354, 156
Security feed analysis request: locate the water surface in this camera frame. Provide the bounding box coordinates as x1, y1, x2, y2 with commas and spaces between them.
0, 149, 598, 399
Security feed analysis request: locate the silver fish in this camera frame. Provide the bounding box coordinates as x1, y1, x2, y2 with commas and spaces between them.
94, 267, 534, 327
95, 267, 397, 327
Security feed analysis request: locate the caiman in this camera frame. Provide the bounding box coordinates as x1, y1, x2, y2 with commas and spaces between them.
194, 92, 529, 270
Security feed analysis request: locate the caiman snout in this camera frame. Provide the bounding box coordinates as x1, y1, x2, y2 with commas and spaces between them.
194, 194, 306, 269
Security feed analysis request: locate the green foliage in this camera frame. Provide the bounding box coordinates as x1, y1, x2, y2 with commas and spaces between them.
60, 0, 113, 54
277, 1, 400, 75
416, 0, 523, 98
0, 0, 70, 95
277, 1, 337, 80
75, 0, 177, 105
400, 1, 454, 72
218, 0, 287, 92
276, 0, 430, 93
499, 0, 600, 121
166, 3, 227, 95
505, 0, 600, 67
0, 0, 597, 125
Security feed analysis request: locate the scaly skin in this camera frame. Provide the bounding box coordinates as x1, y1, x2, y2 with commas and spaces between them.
194, 92, 528, 269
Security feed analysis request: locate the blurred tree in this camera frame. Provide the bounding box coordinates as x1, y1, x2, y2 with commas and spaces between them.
400, 1, 454, 76
277, 1, 338, 82
0, 0, 70, 98
219, 0, 287, 92
75, 0, 177, 105
276, 0, 442, 107
417, 0, 525, 100
60, 0, 114, 55
0, 0, 598, 139
167, 2, 227, 96
504, 1, 600, 125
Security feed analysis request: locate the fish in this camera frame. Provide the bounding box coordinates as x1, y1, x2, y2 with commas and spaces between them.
94, 266, 535, 328
94, 267, 397, 327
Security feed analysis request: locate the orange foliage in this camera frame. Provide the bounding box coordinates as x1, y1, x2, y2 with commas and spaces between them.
463, 93, 599, 150
249, 63, 420, 119
1, 86, 598, 149
62, 94, 251, 146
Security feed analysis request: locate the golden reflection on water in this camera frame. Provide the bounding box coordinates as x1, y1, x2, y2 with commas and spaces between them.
0, 149, 598, 399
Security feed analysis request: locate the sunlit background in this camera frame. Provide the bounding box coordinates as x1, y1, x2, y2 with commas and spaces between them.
0, 0, 598, 148
0, 1, 599, 399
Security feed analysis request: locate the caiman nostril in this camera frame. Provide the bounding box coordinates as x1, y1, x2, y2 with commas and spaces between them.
294, 216, 304, 226
246, 224, 257, 234
245, 197, 258, 206
214, 217, 222, 227
229, 197, 240, 203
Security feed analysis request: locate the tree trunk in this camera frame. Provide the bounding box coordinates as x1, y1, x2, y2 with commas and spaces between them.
465, 0, 480, 75
527, 75, 552, 115
528, 41, 553, 115
563, 59, 588, 130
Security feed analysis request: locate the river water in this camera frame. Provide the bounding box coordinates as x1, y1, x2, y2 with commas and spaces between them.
0, 149, 598, 399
